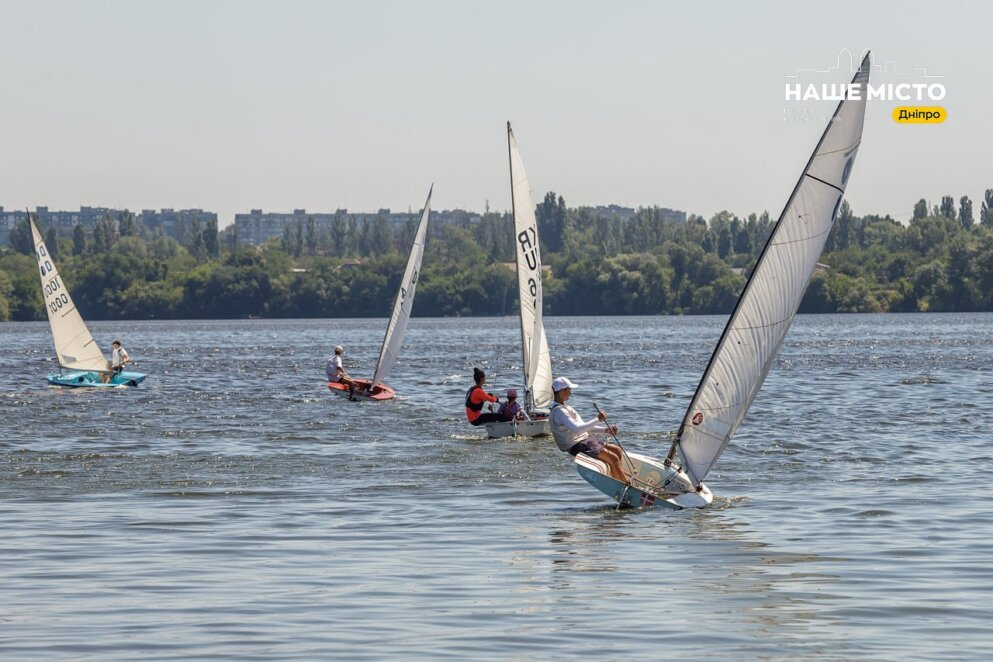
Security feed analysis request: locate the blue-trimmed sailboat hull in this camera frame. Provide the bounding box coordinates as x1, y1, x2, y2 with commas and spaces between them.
575, 451, 713, 510
47, 370, 148, 388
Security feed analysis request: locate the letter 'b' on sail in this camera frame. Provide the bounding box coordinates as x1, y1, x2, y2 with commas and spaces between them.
30, 217, 110, 372
676, 53, 871, 485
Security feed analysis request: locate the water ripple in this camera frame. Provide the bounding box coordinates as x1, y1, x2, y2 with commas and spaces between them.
1, 314, 993, 658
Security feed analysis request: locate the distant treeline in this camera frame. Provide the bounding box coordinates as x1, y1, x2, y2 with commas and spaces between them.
2, 189, 993, 321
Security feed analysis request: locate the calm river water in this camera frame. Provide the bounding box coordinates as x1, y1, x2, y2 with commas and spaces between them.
1, 314, 992, 659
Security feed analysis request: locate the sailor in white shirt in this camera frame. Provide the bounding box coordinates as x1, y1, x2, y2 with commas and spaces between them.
110, 340, 131, 374
549, 376, 631, 484
326, 345, 357, 399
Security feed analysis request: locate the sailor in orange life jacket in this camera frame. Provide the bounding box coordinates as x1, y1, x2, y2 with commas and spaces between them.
465, 367, 504, 425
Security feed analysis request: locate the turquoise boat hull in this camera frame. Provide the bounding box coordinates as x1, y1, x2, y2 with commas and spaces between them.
47, 370, 148, 388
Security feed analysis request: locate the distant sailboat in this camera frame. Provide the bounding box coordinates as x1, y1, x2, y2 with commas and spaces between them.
328, 185, 432, 401
30, 215, 147, 387
577, 53, 871, 508
484, 123, 552, 438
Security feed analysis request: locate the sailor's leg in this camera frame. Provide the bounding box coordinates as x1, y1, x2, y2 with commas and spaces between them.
599, 446, 631, 485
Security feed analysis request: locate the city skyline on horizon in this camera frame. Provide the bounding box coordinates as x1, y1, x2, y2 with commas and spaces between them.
1, 1, 989, 226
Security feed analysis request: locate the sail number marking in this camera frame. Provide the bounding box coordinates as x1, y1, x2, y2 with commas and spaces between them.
44, 278, 62, 297
517, 228, 540, 307
48, 293, 69, 314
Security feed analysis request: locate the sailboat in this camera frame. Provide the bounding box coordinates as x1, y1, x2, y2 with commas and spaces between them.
327, 186, 432, 401
484, 123, 553, 438
576, 53, 871, 508
30, 215, 148, 387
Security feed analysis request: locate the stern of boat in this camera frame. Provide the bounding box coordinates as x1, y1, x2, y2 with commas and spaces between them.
485, 418, 550, 438
112, 371, 147, 387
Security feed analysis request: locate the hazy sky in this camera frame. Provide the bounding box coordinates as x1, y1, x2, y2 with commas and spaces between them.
0, 0, 989, 225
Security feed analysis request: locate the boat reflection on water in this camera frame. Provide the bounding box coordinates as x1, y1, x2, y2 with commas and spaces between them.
536, 500, 844, 654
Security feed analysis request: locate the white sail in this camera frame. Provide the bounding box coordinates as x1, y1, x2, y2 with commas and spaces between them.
676, 53, 871, 485
30, 217, 110, 372
508, 122, 553, 409
371, 186, 432, 386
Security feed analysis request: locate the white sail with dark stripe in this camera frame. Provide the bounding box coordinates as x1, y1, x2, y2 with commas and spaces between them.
675, 53, 871, 485
30, 216, 110, 373
508, 122, 553, 409
371, 186, 432, 387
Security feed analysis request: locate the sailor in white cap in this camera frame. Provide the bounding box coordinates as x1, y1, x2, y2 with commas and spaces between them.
549, 376, 630, 484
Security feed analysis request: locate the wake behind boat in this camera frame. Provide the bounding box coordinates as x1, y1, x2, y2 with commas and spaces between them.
577, 52, 871, 508
30, 216, 147, 388
484, 123, 552, 438
327, 186, 432, 402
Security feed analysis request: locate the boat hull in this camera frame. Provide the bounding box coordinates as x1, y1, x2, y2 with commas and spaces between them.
47, 370, 147, 388
327, 378, 396, 401
484, 417, 549, 438
575, 451, 713, 509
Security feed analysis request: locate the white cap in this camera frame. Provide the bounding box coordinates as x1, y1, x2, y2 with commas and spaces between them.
552, 376, 578, 392
334, 345, 344, 354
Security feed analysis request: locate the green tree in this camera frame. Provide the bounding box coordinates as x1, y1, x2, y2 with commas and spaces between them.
92, 216, 116, 253
960, 195, 974, 229
939, 195, 956, 220
203, 221, 219, 258
981, 189, 993, 227
946, 235, 978, 310
370, 215, 391, 257
72, 224, 88, 256
913, 198, 929, 220
44, 227, 59, 260
535, 192, 567, 254
828, 200, 855, 251
709, 211, 733, 259
8, 216, 33, 255
0, 270, 13, 320
0, 252, 42, 319
305, 217, 317, 254
692, 272, 745, 314
799, 272, 835, 313
733, 219, 752, 254
118, 210, 137, 237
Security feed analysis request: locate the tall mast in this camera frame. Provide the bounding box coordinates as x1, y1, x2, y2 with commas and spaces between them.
507, 122, 530, 405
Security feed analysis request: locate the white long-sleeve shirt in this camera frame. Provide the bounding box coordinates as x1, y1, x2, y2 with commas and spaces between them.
550, 402, 607, 452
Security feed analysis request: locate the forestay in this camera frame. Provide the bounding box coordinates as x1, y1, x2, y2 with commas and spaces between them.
371, 186, 432, 386
675, 53, 871, 485
30, 217, 109, 372
507, 123, 552, 409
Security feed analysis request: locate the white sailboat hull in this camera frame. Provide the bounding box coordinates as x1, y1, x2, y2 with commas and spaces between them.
484, 418, 550, 439
575, 451, 713, 509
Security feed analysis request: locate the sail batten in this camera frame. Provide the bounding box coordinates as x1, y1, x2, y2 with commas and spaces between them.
675, 53, 871, 485
507, 123, 553, 409
30, 217, 109, 373
371, 186, 432, 387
